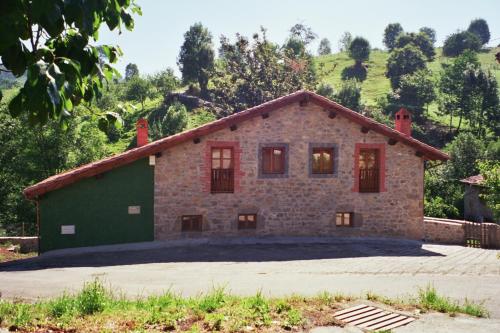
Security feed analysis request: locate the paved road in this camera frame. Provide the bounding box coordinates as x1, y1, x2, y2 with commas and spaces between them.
1, 238, 499, 319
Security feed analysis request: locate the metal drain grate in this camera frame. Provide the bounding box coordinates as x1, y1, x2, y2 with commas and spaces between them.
333, 304, 415, 331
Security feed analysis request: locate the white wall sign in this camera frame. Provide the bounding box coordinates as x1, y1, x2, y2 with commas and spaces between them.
61, 225, 75, 235
149, 155, 156, 166
128, 206, 141, 215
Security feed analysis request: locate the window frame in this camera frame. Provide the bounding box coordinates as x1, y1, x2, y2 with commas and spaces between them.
312, 147, 334, 174
353, 143, 386, 193
309, 143, 338, 178
210, 146, 235, 193
335, 212, 353, 227
238, 214, 257, 230
258, 143, 289, 179
181, 215, 203, 232
262, 147, 286, 174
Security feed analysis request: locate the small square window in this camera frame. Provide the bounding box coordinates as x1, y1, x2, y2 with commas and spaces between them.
238, 214, 257, 230
182, 215, 202, 232
312, 148, 334, 174
335, 213, 353, 227
262, 147, 285, 174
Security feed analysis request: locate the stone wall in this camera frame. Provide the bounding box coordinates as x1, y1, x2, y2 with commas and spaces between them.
154, 103, 425, 241
423, 217, 465, 244
0, 237, 38, 253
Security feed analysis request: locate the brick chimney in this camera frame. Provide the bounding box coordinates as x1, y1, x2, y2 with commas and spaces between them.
395, 108, 412, 136
136, 118, 148, 147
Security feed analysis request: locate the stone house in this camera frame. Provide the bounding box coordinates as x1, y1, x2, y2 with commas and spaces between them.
24, 91, 449, 252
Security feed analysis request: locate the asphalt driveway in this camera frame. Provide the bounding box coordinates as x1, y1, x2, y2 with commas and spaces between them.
1, 238, 499, 318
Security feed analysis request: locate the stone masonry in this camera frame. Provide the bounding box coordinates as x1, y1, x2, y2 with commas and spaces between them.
154, 103, 424, 241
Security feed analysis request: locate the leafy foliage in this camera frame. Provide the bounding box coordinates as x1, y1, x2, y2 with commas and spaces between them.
419, 27, 437, 45
467, 18, 490, 45
317, 38, 332, 55
149, 68, 180, 96
348, 37, 371, 64
387, 69, 436, 120
178, 23, 214, 97
335, 79, 362, 111
477, 161, 500, 221
211, 28, 317, 113
125, 63, 139, 81
439, 51, 499, 136
337, 31, 352, 52
443, 31, 482, 57
149, 102, 188, 141
386, 44, 427, 89
0, 0, 141, 128
383, 23, 404, 50
395, 32, 435, 61
124, 76, 157, 109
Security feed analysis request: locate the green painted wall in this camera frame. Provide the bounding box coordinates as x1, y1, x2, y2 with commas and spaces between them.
38, 158, 154, 253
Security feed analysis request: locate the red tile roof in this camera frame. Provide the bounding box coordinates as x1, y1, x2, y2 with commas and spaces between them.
24, 90, 449, 199
460, 174, 484, 185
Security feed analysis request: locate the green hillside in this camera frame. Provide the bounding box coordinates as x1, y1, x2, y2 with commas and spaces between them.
315, 47, 500, 125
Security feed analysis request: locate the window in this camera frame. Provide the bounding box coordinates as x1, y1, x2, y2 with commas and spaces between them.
262, 147, 285, 174
181, 215, 202, 232
312, 148, 334, 174
211, 147, 234, 193
238, 214, 257, 230
359, 148, 380, 193
336, 213, 353, 227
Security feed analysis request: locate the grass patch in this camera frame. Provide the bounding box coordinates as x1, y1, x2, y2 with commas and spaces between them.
417, 285, 488, 318
0, 281, 490, 332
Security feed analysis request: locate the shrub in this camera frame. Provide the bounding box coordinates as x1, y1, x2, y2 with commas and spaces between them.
76, 280, 109, 316
198, 288, 226, 313
443, 31, 482, 57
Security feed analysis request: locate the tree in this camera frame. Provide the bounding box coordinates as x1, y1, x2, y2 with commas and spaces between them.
419, 27, 436, 45
335, 79, 362, 112
386, 45, 426, 88
439, 51, 499, 136
318, 38, 332, 55
383, 23, 404, 50
477, 161, 500, 221
124, 76, 156, 109
316, 83, 335, 99
0, 99, 109, 236
178, 23, 215, 97
395, 32, 435, 61
150, 68, 180, 96
338, 32, 352, 52
467, 18, 490, 45
387, 69, 435, 121
289, 23, 317, 45
125, 63, 139, 81
0, 0, 141, 129
348, 37, 371, 65
443, 31, 482, 57
149, 102, 188, 140
211, 28, 317, 113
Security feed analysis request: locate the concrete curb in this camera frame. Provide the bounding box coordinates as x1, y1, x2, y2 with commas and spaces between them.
39, 236, 423, 258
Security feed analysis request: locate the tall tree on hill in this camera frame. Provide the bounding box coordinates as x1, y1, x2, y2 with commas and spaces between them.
125, 63, 139, 81
419, 27, 437, 45
439, 51, 499, 136
211, 28, 317, 113
0, 0, 141, 130
387, 69, 436, 121
284, 23, 317, 57
467, 18, 490, 45
342, 37, 370, 81
178, 23, 215, 97
386, 44, 426, 89
318, 38, 332, 55
383, 23, 404, 50
124, 76, 157, 110
395, 32, 435, 61
443, 31, 482, 57
338, 32, 352, 52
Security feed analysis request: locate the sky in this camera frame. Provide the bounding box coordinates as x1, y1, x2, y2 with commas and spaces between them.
98, 0, 500, 76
